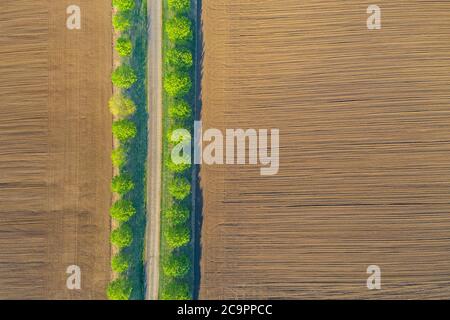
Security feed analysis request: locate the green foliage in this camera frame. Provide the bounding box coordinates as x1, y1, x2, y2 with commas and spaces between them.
112, 0, 135, 11
163, 204, 190, 225
111, 251, 131, 273
162, 253, 190, 277
166, 48, 193, 69
164, 73, 192, 97
164, 224, 190, 249
166, 127, 191, 172
165, 17, 192, 42
111, 224, 133, 248
167, 125, 190, 143
107, 277, 132, 300
116, 35, 133, 57
168, 0, 191, 12
109, 95, 136, 118
110, 199, 136, 222
112, 65, 137, 89
168, 100, 191, 119
111, 174, 134, 195
166, 158, 191, 173
168, 177, 191, 200
161, 0, 196, 298
111, 146, 127, 168
113, 11, 131, 32
113, 119, 137, 142
160, 280, 190, 300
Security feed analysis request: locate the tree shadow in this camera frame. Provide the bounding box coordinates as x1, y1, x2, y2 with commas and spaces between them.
123, 0, 148, 300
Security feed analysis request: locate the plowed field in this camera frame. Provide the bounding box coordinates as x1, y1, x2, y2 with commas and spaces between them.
0, 0, 112, 299
200, 0, 450, 299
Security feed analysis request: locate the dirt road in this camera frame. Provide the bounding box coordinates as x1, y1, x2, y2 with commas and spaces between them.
145, 0, 163, 300
0, 0, 112, 299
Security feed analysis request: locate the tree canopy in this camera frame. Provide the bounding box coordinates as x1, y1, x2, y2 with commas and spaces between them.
166, 158, 191, 173
112, 119, 137, 142
112, 65, 137, 89
162, 253, 190, 277
113, 11, 131, 32
164, 224, 190, 249
111, 174, 134, 195
168, 100, 191, 119
164, 73, 192, 97
165, 17, 192, 42
116, 35, 133, 57
111, 252, 131, 273
168, 0, 191, 12
109, 95, 136, 118
110, 199, 136, 222
163, 204, 190, 225
167, 126, 191, 144
160, 280, 190, 300
107, 277, 132, 300
112, 0, 135, 11
166, 48, 193, 69
168, 177, 191, 200
111, 224, 133, 248
111, 146, 127, 168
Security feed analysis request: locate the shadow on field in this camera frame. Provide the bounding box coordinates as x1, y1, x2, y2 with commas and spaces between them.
124, 0, 148, 300
192, 0, 204, 300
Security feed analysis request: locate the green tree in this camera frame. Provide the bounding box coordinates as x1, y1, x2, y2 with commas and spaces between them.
110, 199, 136, 222
166, 130, 191, 172
112, 65, 137, 89
162, 253, 190, 277
113, 11, 131, 32
160, 280, 190, 300
165, 17, 192, 42
116, 35, 132, 57
166, 48, 193, 69
163, 204, 190, 225
111, 251, 130, 273
168, 0, 191, 12
164, 224, 190, 249
112, 119, 137, 142
111, 174, 134, 195
168, 177, 191, 200
107, 277, 132, 300
111, 224, 133, 248
168, 100, 191, 119
109, 95, 136, 118
167, 125, 190, 143
164, 73, 192, 97
166, 158, 191, 173
111, 146, 126, 168
112, 0, 135, 11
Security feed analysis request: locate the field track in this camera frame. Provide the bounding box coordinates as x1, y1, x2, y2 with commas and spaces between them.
0, 0, 112, 299
146, 0, 163, 300
200, 0, 450, 299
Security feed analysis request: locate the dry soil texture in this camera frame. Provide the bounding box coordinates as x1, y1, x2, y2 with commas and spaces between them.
200, 0, 450, 299
0, 0, 112, 299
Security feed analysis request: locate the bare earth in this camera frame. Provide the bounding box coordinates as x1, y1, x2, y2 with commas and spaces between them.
0, 0, 112, 299
200, 0, 450, 299
146, 0, 163, 300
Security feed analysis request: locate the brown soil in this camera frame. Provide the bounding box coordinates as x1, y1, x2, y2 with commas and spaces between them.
0, 0, 112, 299
200, 0, 450, 299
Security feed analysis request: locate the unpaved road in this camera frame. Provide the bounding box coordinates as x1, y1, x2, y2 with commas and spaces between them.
0, 0, 112, 299
145, 0, 162, 300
